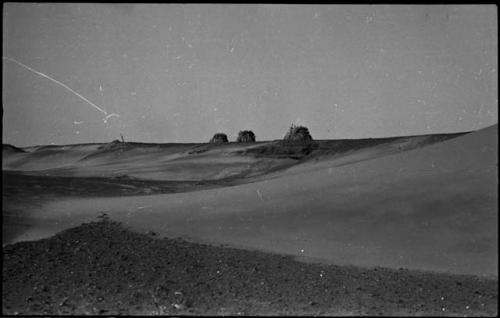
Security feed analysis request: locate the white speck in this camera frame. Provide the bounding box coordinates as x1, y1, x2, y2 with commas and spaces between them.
188, 64, 194, 69
75, 131, 80, 134
131, 92, 137, 96
229, 47, 235, 53
99, 85, 103, 92
300, 249, 304, 253
417, 70, 423, 75
442, 307, 446, 311
216, 270, 220, 274
174, 55, 183, 60
441, 297, 445, 301
213, 107, 218, 111
73, 121, 84, 125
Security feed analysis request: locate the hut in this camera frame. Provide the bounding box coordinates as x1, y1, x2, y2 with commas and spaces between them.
209, 133, 228, 143
283, 124, 313, 142
236, 130, 256, 143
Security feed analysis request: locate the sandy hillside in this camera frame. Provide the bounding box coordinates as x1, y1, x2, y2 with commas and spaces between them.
3, 132, 464, 181
3, 125, 497, 277
3, 140, 291, 181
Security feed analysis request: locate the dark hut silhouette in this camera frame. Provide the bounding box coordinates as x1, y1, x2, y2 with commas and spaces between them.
209, 133, 228, 143
283, 124, 313, 142
236, 130, 256, 143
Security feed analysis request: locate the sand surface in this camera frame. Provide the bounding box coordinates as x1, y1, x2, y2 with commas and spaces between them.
3, 125, 497, 277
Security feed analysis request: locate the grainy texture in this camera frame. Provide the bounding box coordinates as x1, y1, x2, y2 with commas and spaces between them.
3, 219, 497, 316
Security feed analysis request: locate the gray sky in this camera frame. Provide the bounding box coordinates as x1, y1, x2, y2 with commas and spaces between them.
2, 4, 498, 146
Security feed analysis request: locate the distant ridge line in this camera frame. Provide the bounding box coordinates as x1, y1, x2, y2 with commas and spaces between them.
5, 124, 497, 149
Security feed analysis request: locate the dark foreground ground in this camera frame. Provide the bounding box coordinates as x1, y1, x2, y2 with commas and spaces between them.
2, 218, 497, 316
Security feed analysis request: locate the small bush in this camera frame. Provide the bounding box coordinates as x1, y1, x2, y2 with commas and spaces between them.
283, 124, 313, 142
236, 130, 256, 143
209, 133, 228, 143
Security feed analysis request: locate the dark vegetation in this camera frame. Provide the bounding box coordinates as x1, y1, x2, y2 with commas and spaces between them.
209, 133, 228, 144
283, 124, 313, 142
236, 130, 256, 143
3, 218, 497, 315
241, 132, 469, 160
237, 125, 316, 159
244, 141, 319, 160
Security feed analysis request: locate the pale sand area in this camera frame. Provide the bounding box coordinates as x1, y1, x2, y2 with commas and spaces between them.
5, 125, 497, 277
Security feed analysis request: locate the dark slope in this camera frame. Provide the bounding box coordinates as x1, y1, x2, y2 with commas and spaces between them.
2, 219, 497, 316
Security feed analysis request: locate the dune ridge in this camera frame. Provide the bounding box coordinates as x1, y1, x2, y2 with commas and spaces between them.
3, 129, 471, 182
3, 124, 497, 277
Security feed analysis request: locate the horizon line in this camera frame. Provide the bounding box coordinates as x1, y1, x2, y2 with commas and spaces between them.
3, 123, 497, 149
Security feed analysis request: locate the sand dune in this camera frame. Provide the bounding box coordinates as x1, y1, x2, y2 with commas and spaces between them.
3, 125, 497, 277
3, 131, 465, 181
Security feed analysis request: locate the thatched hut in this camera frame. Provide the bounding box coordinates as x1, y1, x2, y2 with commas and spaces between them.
283, 124, 313, 142
236, 130, 256, 143
209, 133, 228, 143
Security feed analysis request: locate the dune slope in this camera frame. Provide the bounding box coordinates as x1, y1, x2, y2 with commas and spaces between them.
3, 131, 464, 182
5, 125, 496, 276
